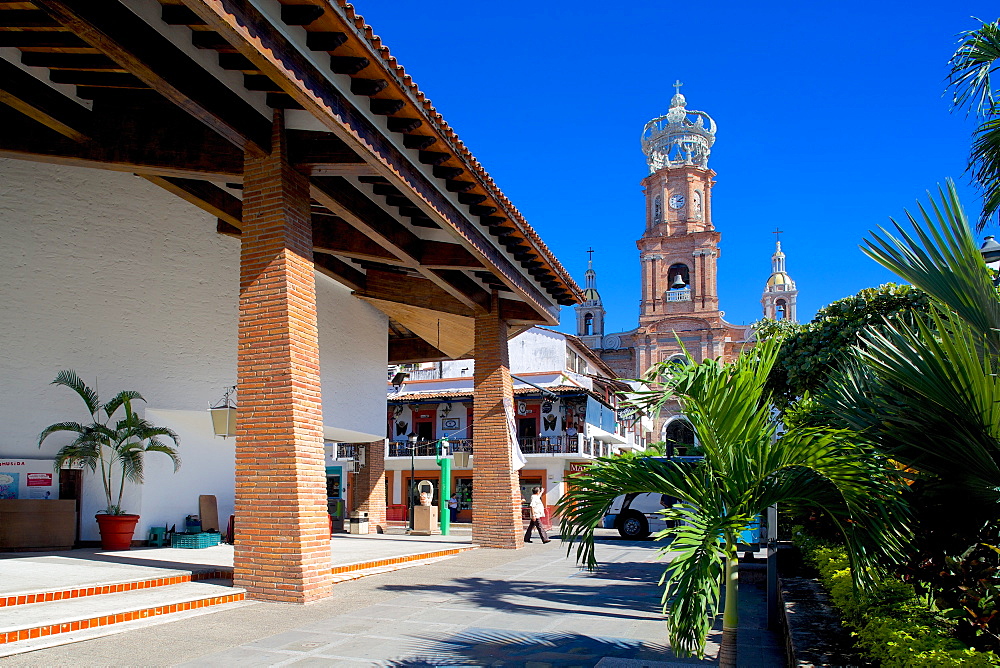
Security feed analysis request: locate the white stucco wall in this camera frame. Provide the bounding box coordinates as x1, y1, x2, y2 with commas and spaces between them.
0, 158, 387, 541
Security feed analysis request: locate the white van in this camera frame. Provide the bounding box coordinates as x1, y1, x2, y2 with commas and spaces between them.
600, 455, 702, 539
603, 491, 676, 538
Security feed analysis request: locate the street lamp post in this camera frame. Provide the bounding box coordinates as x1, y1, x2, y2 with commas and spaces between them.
407, 432, 417, 533
981, 235, 1000, 285
436, 435, 451, 536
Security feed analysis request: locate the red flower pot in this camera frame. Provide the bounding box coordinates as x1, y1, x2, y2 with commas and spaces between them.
95, 514, 140, 551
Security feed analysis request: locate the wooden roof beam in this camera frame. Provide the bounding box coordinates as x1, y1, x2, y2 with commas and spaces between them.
311, 215, 402, 264
388, 337, 450, 364
309, 176, 487, 314
359, 269, 473, 318
420, 242, 484, 270
0, 103, 243, 180
33, 0, 271, 155
0, 57, 93, 142
313, 253, 366, 292
140, 176, 242, 227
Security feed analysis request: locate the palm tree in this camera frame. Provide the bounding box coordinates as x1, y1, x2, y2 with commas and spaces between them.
816, 181, 1000, 646
949, 18, 1000, 230
556, 339, 910, 667
38, 370, 180, 515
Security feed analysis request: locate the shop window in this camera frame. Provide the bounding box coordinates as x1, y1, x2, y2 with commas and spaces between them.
518, 417, 537, 439
455, 478, 473, 512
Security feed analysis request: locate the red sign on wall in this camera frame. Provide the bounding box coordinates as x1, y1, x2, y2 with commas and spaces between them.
26, 473, 52, 487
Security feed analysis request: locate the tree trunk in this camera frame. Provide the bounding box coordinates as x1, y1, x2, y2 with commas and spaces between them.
719, 550, 739, 668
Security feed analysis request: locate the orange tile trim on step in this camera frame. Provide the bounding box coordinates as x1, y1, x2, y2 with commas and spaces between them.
0, 593, 245, 644
1, 570, 234, 608
329, 546, 475, 575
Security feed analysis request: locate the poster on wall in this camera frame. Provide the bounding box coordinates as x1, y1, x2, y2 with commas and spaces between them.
0, 460, 59, 499
0, 472, 18, 499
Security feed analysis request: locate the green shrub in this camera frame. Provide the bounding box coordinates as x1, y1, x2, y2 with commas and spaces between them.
793, 527, 1000, 667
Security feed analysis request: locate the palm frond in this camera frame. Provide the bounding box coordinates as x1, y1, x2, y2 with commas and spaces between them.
829, 312, 1000, 499
37, 421, 88, 448
970, 117, 1000, 228
948, 18, 1000, 117
102, 390, 144, 419
556, 454, 709, 569
656, 504, 730, 658
51, 370, 100, 416
862, 180, 1000, 344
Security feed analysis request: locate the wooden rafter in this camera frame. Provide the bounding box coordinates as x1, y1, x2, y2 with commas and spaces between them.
0, 57, 92, 142
32, 0, 271, 154
310, 176, 490, 314
175, 0, 562, 323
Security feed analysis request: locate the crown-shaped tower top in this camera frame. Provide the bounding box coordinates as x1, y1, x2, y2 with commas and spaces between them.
641, 81, 717, 173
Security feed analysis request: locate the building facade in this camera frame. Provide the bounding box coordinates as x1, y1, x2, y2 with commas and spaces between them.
324, 327, 651, 524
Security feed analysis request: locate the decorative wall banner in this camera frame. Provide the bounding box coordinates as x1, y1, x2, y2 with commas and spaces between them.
503, 396, 528, 470
441, 417, 461, 432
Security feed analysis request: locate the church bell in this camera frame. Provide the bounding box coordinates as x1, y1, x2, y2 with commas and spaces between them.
670, 274, 687, 289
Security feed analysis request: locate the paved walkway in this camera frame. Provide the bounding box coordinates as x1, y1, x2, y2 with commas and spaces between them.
0, 531, 474, 581
1, 535, 784, 667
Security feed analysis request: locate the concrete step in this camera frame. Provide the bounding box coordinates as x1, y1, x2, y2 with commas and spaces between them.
0, 580, 245, 650
0, 554, 230, 607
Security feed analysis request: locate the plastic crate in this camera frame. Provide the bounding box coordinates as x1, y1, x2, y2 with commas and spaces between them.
170, 532, 221, 549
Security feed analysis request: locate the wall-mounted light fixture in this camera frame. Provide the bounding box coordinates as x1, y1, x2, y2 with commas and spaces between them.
440, 402, 453, 417
209, 386, 237, 438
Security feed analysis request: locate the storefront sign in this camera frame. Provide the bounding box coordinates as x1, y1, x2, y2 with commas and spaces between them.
567, 461, 592, 473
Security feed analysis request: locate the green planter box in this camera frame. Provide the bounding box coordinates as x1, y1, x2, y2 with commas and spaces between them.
170, 532, 221, 549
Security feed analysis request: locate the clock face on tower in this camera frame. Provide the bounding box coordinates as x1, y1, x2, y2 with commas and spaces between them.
669, 194, 686, 209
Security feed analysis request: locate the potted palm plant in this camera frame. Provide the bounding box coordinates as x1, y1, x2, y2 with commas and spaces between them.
38, 370, 180, 550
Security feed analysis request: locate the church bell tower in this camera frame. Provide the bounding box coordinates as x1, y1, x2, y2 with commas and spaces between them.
575, 249, 605, 349
635, 83, 726, 369
762, 235, 798, 322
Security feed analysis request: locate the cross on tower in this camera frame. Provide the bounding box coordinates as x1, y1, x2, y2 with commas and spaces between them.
587, 247, 594, 262
773, 227, 784, 243
673, 80, 683, 95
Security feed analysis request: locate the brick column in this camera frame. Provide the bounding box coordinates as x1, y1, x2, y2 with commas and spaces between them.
234, 110, 332, 603
351, 440, 387, 533
471, 294, 523, 549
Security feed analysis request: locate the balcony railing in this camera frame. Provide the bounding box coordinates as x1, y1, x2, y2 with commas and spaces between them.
387, 438, 474, 458
665, 288, 691, 302
386, 435, 593, 458
332, 443, 359, 460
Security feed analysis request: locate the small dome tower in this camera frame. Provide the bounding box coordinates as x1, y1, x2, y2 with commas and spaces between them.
762, 234, 798, 322
576, 249, 606, 348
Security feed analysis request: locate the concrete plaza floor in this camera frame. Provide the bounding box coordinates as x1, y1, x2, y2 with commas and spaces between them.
0, 529, 475, 578
1, 533, 785, 667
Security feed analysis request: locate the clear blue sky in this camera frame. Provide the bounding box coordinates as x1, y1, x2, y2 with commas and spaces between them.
358, 1, 996, 332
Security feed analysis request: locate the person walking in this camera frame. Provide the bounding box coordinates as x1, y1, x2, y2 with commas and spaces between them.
524, 487, 550, 544
447, 493, 459, 523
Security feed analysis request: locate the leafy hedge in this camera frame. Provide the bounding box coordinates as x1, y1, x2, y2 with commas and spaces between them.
795, 529, 999, 667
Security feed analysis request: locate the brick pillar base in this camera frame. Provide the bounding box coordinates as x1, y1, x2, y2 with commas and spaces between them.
352, 440, 387, 533
471, 294, 523, 549
234, 110, 332, 603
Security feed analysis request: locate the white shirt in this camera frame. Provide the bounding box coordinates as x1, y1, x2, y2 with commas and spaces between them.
529, 494, 545, 520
